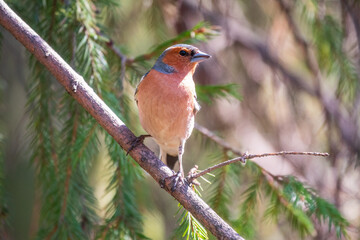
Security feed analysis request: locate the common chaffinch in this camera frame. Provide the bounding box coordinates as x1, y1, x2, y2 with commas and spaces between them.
134, 44, 211, 182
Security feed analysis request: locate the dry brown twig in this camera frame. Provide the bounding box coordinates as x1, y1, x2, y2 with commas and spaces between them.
191, 123, 329, 182
188, 150, 329, 182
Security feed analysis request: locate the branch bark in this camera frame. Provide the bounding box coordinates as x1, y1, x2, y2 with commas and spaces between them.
0, 1, 243, 239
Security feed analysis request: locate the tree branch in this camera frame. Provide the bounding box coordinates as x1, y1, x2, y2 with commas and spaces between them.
195, 123, 243, 156
0, 1, 243, 239
194, 123, 329, 181
189, 151, 329, 182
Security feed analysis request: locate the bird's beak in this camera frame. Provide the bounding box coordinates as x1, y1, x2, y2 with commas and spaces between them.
191, 51, 211, 63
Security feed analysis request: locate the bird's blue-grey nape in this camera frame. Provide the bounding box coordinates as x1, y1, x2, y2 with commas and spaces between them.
152, 52, 175, 74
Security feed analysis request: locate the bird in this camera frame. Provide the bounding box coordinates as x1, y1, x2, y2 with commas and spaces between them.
134, 44, 211, 184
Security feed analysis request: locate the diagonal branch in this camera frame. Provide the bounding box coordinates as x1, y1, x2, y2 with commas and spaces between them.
0, 1, 243, 239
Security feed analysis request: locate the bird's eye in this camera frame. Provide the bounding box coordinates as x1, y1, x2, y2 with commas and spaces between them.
179, 50, 187, 56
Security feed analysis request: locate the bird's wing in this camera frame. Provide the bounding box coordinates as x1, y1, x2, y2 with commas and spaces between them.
134, 70, 150, 104
193, 91, 201, 114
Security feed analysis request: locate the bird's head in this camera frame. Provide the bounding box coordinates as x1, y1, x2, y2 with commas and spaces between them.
152, 44, 211, 75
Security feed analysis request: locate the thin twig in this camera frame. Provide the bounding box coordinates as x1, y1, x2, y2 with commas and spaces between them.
103, 36, 127, 82
106, 39, 127, 61
188, 151, 329, 181
120, 53, 127, 82
195, 123, 242, 156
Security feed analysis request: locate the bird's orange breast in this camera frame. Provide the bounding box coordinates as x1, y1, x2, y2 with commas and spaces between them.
135, 70, 196, 150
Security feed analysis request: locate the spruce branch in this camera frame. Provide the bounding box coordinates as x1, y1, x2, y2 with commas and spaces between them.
194, 123, 349, 237
341, 0, 360, 70
275, 0, 322, 85
0, 2, 243, 239
210, 151, 231, 216
341, 0, 360, 117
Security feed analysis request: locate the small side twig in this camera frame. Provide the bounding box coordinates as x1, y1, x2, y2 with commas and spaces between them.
195, 123, 243, 156
188, 151, 329, 182
106, 39, 127, 61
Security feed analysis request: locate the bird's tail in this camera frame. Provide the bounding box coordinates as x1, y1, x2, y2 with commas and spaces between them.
166, 154, 178, 170
160, 147, 178, 169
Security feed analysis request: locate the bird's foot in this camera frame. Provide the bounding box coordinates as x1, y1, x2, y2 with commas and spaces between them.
161, 171, 185, 192
126, 134, 151, 155
171, 171, 185, 191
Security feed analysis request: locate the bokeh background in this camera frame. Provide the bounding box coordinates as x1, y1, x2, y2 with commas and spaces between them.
1, 0, 360, 239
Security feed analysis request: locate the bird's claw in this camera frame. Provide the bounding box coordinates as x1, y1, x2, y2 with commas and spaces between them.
171, 171, 185, 192
161, 171, 185, 192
